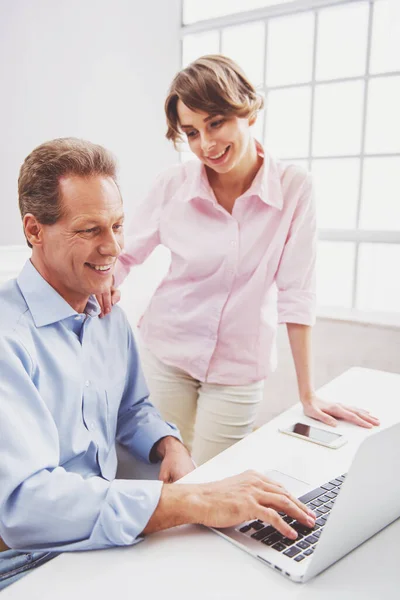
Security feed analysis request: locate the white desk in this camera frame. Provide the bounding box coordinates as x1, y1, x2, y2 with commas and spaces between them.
3, 367, 400, 599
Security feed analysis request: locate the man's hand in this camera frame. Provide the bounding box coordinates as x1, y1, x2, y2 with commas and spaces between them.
302, 393, 380, 429
95, 286, 121, 318
154, 436, 195, 483
143, 470, 316, 538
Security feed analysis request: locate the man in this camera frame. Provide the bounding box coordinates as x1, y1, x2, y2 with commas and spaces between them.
0, 138, 315, 591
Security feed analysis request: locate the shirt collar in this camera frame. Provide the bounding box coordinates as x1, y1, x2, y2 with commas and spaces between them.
17, 259, 100, 328
182, 141, 283, 211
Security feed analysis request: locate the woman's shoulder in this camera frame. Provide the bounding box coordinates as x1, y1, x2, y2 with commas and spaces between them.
153, 159, 200, 197
156, 158, 200, 185
276, 159, 311, 187
272, 158, 313, 202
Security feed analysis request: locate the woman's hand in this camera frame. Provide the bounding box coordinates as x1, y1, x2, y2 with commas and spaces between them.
96, 286, 121, 318
302, 393, 380, 429
155, 436, 196, 483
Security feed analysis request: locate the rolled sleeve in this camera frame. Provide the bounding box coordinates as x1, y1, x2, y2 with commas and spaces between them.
276, 175, 317, 326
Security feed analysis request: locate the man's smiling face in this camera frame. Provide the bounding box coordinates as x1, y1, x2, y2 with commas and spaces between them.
35, 174, 124, 312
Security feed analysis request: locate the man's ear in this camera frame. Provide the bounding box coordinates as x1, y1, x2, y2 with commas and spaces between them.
23, 214, 43, 247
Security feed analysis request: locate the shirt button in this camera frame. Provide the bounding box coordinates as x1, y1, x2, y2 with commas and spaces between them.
85, 380, 90, 387
91, 422, 96, 430
230, 241, 237, 247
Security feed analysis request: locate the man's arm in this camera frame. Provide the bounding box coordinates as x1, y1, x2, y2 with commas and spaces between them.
143, 471, 317, 539
0, 335, 163, 552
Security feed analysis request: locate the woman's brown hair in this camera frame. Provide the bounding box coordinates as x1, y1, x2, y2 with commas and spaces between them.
165, 55, 264, 147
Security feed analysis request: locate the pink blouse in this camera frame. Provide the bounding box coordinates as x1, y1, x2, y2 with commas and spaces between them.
114, 148, 316, 385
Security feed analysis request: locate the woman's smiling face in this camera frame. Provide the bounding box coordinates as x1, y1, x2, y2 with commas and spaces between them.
177, 100, 256, 175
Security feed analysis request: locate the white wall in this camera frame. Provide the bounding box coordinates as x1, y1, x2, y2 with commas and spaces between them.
0, 0, 182, 245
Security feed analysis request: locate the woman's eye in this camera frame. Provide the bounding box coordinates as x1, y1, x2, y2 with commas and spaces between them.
210, 119, 224, 128
113, 224, 123, 231
186, 130, 197, 138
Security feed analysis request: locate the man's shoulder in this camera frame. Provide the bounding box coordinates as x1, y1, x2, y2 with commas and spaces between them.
97, 303, 131, 339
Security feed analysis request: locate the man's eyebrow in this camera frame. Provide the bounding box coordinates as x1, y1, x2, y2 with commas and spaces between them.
180, 115, 220, 129
73, 215, 124, 228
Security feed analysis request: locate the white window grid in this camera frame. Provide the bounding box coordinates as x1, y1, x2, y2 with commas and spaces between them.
180, 0, 400, 315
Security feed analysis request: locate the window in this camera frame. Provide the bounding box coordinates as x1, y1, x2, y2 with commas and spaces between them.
181, 0, 400, 319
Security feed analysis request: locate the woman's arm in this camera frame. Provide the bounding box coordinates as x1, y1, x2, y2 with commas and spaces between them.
287, 322, 380, 429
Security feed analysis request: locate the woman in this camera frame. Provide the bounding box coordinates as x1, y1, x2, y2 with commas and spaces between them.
100, 55, 379, 465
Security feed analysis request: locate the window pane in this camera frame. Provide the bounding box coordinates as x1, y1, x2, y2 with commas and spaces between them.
317, 241, 355, 308
370, 0, 400, 74
313, 81, 364, 156
312, 159, 359, 229
357, 244, 400, 312
359, 157, 400, 231
265, 87, 311, 158
183, 0, 293, 25
182, 32, 220, 67
222, 22, 265, 86
316, 2, 369, 80
266, 12, 314, 87
365, 76, 400, 154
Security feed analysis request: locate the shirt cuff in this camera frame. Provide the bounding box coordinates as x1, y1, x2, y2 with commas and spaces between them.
277, 290, 316, 326
131, 420, 183, 464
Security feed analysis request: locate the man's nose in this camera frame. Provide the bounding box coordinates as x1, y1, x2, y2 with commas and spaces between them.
98, 231, 122, 257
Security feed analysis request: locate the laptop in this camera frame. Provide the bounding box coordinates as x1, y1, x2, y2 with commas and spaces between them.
211, 422, 400, 583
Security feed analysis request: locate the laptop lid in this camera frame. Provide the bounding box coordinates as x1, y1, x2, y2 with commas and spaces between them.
304, 422, 400, 581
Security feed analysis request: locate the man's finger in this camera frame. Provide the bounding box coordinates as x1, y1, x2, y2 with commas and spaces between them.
259, 491, 316, 529
256, 508, 300, 540
258, 481, 315, 519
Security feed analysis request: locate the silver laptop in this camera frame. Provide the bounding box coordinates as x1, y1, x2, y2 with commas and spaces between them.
211, 422, 400, 583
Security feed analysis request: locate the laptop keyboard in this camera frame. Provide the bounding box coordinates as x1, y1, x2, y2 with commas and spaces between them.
238, 474, 346, 563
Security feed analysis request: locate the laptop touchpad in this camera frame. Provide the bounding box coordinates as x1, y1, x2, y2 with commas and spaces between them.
264, 469, 311, 498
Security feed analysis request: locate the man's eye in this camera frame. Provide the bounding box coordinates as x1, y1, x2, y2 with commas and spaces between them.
113, 224, 123, 231
210, 119, 224, 128
77, 227, 97, 234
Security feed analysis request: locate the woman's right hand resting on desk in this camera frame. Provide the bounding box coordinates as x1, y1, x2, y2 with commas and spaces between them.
143, 470, 316, 539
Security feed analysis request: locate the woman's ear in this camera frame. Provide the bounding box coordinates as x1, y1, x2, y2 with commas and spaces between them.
248, 112, 257, 127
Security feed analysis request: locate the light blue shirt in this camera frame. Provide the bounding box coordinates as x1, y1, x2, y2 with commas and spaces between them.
0, 260, 181, 552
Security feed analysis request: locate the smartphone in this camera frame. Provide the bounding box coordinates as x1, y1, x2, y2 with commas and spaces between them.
279, 422, 347, 449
